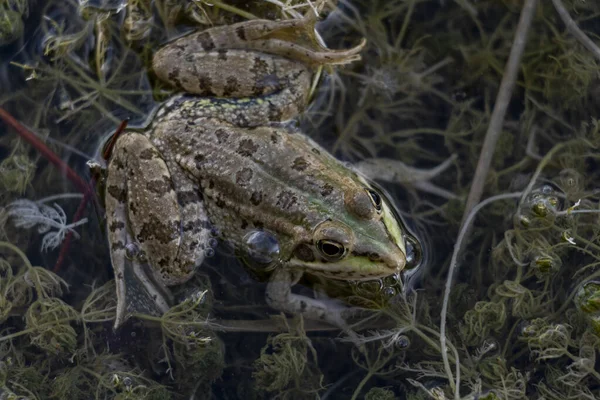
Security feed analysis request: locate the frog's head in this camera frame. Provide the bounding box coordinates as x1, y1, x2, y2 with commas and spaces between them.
288, 182, 422, 281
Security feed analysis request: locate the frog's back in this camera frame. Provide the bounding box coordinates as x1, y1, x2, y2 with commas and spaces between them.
154, 116, 390, 265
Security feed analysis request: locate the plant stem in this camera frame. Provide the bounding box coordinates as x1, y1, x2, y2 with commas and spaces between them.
461, 0, 538, 226
441, 192, 523, 399
350, 371, 373, 400
0, 107, 91, 195
551, 0, 600, 62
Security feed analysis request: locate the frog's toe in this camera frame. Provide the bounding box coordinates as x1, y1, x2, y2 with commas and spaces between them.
114, 257, 171, 329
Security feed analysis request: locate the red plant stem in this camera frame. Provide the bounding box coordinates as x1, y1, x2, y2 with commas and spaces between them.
102, 118, 128, 160
52, 119, 129, 272
0, 106, 102, 273
0, 107, 91, 195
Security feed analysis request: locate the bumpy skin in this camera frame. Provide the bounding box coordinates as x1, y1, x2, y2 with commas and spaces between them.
105, 16, 408, 329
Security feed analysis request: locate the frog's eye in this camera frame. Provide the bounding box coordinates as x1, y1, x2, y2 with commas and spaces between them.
404, 235, 422, 270
365, 189, 383, 213
317, 239, 347, 261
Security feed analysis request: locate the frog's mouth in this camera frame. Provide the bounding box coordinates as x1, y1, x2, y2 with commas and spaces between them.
287, 256, 404, 281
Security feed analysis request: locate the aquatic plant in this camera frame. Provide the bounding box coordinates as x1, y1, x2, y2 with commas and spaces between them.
7, 196, 88, 252
1, 0, 600, 398
253, 317, 324, 399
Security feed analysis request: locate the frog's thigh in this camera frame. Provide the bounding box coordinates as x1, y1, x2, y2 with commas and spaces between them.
105, 135, 171, 328
266, 269, 349, 328
113, 132, 191, 285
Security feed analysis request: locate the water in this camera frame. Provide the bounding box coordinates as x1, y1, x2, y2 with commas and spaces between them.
1, 1, 600, 399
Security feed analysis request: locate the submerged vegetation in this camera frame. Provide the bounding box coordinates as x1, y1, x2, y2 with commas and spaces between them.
1, 0, 600, 398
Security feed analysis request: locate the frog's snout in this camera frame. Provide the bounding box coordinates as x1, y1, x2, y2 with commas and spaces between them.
382, 246, 407, 273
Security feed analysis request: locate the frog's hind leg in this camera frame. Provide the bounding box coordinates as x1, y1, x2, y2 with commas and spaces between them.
154, 15, 365, 69
105, 133, 172, 328
106, 132, 209, 328
201, 16, 366, 66
155, 50, 314, 126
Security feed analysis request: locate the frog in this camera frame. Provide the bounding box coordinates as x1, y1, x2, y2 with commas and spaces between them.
104, 15, 427, 331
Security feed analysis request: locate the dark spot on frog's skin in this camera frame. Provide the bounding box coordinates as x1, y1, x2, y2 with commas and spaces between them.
172, 44, 186, 53
215, 197, 226, 208
215, 128, 229, 144
241, 219, 248, 229
236, 167, 253, 186
237, 139, 258, 157
137, 216, 179, 244
107, 185, 127, 203
270, 133, 278, 144
111, 158, 125, 170
311, 148, 321, 155
250, 191, 262, 205
109, 220, 125, 232
146, 177, 172, 195
167, 69, 182, 88
250, 57, 270, 77
208, 180, 215, 189
196, 32, 215, 51
178, 191, 198, 207
300, 301, 307, 312
195, 154, 206, 170
253, 221, 264, 229
236, 26, 246, 41
236, 113, 250, 127
252, 81, 266, 97
268, 101, 283, 121
112, 241, 126, 250
158, 258, 171, 268
139, 148, 156, 160
197, 74, 215, 96
129, 201, 137, 214
217, 49, 228, 61
223, 76, 239, 97
276, 191, 297, 210
182, 219, 212, 233
167, 68, 179, 79
320, 183, 334, 197
294, 243, 315, 262
292, 157, 308, 171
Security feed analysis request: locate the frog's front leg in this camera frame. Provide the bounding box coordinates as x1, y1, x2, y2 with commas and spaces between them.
354, 155, 459, 200
266, 268, 352, 330
105, 132, 210, 328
